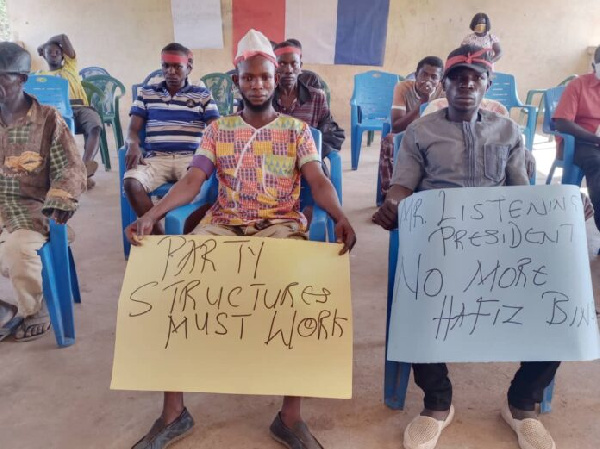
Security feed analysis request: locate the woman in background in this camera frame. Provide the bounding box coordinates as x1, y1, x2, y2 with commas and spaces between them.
462, 12, 502, 62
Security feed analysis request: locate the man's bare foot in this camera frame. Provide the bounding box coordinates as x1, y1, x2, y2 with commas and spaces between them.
14, 311, 51, 342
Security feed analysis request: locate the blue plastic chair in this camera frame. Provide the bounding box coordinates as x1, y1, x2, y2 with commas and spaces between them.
484, 73, 538, 151
350, 71, 400, 170
131, 69, 163, 100
24, 75, 75, 134
162, 129, 337, 245
79, 66, 110, 79
38, 220, 81, 348
542, 86, 584, 186
383, 132, 555, 412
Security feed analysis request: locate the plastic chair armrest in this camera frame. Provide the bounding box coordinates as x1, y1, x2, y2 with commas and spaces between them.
309, 205, 328, 242
324, 151, 343, 205
165, 202, 208, 235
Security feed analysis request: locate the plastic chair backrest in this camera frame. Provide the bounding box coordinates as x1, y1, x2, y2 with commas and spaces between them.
131, 69, 164, 100
484, 72, 521, 109
83, 74, 125, 120
79, 66, 110, 79
200, 72, 234, 116
542, 86, 565, 135
393, 132, 404, 160
80, 81, 105, 117
24, 75, 73, 119
353, 71, 400, 120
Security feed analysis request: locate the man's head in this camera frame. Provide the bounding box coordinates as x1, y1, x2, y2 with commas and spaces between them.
443, 45, 493, 114
273, 39, 302, 90
0, 42, 30, 106
233, 29, 278, 112
414, 56, 443, 97
470, 12, 490, 35
38, 40, 63, 70
161, 43, 192, 91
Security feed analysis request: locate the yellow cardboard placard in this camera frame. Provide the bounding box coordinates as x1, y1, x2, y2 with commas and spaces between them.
111, 235, 353, 399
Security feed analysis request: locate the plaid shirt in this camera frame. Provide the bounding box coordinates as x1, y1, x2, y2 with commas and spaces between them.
0, 95, 86, 235
273, 80, 344, 157
190, 114, 320, 230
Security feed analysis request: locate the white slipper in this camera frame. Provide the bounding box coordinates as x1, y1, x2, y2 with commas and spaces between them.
501, 403, 556, 449
404, 405, 455, 449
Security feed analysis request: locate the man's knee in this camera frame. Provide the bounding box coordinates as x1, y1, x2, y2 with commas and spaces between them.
2, 230, 45, 269
123, 178, 147, 197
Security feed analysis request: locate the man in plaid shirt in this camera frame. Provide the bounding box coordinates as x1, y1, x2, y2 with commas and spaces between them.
0, 43, 86, 342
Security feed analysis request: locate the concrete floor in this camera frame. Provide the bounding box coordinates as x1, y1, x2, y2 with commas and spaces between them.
1, 133, 599, 449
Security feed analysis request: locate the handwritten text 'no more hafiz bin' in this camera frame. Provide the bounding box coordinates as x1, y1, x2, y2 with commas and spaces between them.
388, 185, 600, 363
111, 236, 353, 398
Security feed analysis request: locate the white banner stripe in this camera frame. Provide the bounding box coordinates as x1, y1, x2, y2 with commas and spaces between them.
285, 0, 337, 65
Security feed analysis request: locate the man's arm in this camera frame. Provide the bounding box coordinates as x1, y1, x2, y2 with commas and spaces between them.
301, 161, 356, 254
372, 185, 413, 230
126, 168, 207, 243
554, 119, 600, 146
42, 113, 86, 224
125, 115, 146, 170
491, 42, 502, 62
392, 107, 420, 133
316, 94, 344, 156
46, 34, 76, 59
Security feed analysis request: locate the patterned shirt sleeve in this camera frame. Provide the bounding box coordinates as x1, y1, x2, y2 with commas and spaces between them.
189, 120, 217, 176
42, 113, 86, 217
296, 122, 321, 168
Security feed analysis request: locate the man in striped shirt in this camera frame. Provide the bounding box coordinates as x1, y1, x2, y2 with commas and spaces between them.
124, 43, 219, 234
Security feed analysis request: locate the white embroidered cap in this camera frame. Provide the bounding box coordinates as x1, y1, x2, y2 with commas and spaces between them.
234, 29, 276, 66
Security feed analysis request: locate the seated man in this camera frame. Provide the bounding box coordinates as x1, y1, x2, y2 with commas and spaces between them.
373, 45, 569, 449
126, 30, 356, 449
554, 45, 600, 230
123, 43, 219, 234
0, 43, 86, 341
37, 34, 102, 189
273, 39, 344, 162
378, 56, 444, 200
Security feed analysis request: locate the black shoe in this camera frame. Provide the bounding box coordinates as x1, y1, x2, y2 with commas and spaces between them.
269, 413, 324, 449
132, 408, 194, 449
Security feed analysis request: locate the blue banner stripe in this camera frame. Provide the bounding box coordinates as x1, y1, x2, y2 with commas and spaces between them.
334, 0, 390, 66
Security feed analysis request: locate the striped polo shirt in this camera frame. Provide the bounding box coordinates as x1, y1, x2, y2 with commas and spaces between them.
130, 81, 220, 153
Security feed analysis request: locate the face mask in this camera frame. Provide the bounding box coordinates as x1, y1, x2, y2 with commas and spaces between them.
474, 23, 487, 34
594, 63, 600, 80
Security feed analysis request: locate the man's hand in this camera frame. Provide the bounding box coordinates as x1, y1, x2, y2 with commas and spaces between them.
334, 217, 357, 255
582, 193, 594, 221
373, 198, 400, 230
125, 142, 146, 170
49, 209, 71, 225
125, 214, 156, 246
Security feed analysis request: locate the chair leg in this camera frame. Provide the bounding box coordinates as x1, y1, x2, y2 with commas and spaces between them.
351, 128, 362, 170
367, 130, 374, 147
545, 160, 558, 185
40, 248, 75, 347
99, 126, 111, 171
376, 170, 383, 206
384, 361, 411, 410
540, 377, 555, 414
68, 248, 81, 304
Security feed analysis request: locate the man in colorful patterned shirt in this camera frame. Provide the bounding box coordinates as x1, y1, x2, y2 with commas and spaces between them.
37, 34, 103, 189
123, 43, 219, 235
0, 43, 86, 342
126, 29, 356, 449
